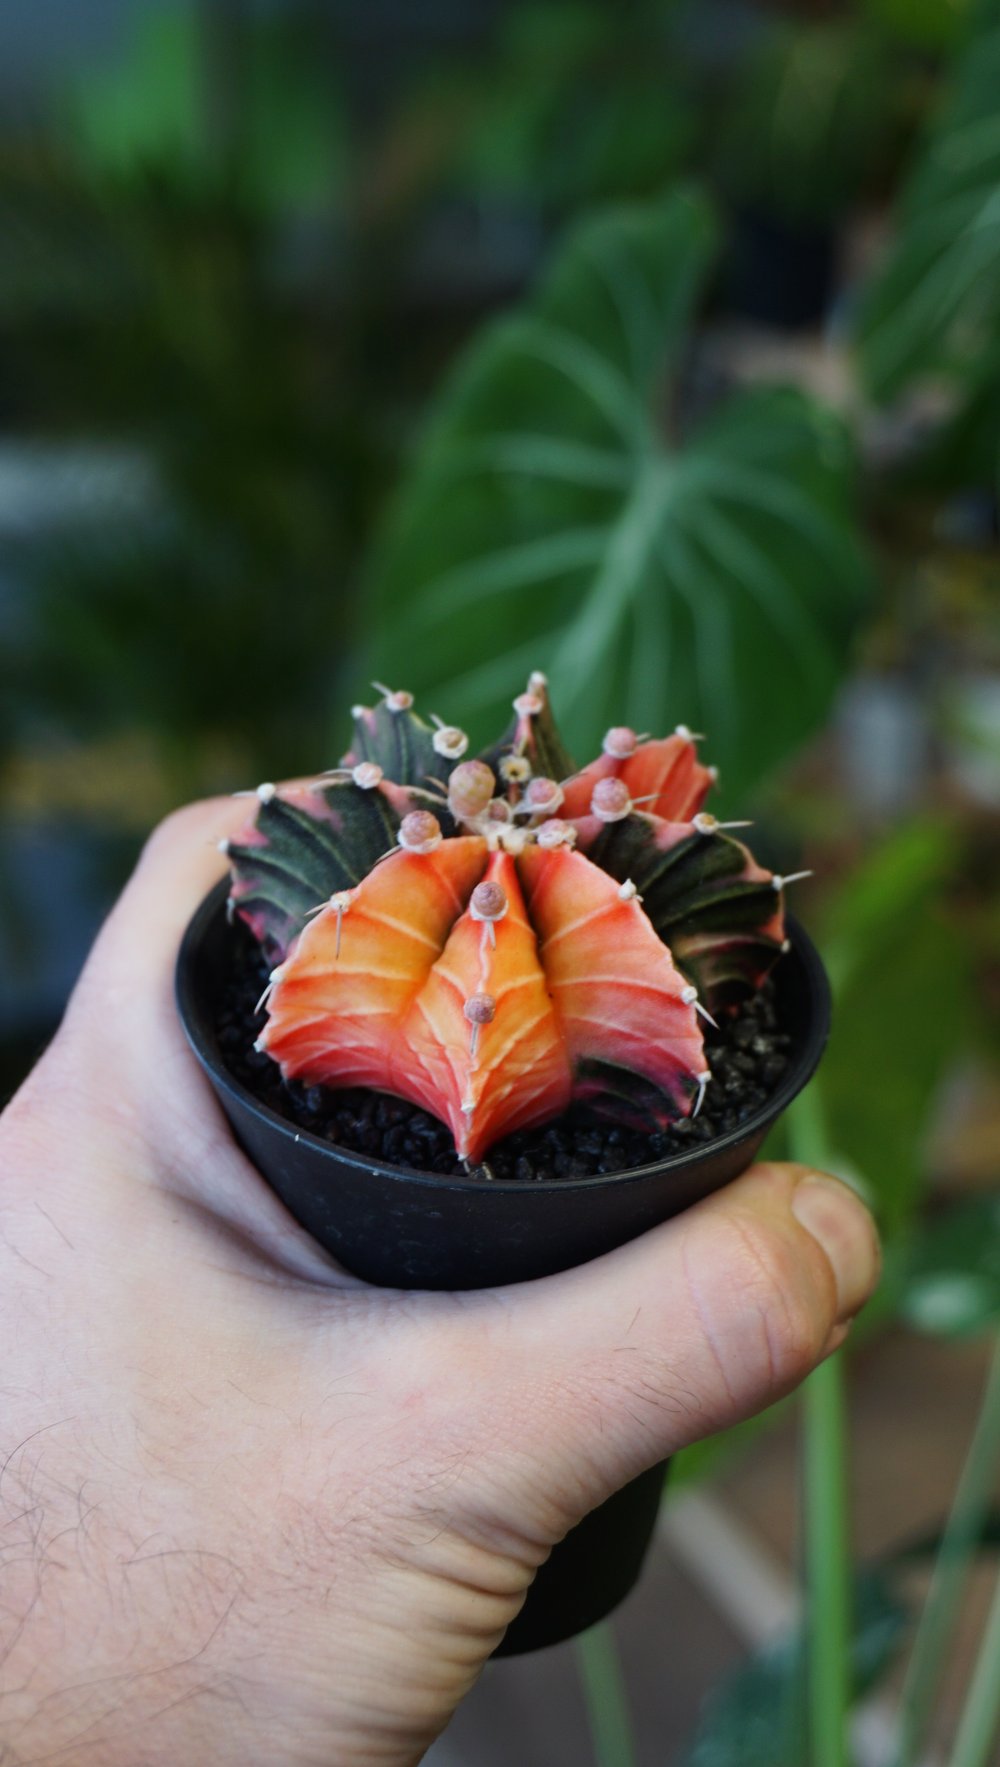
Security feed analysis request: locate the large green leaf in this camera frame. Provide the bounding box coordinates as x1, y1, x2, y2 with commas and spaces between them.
860, 0, 1000, 401
367, 189, 870, 801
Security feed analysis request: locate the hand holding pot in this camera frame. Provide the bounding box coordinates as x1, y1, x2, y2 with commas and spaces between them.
0, 800, 880, 1767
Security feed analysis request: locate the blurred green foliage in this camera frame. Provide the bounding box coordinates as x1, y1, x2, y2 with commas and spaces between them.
0, 0, 972, 801
820, 821, 974, 1241
902, 1195, 1000, 1335
420, 0, 943, 231
65, 6, 347, 214
679, 1568, 909, 1766
861, 0, 1000, 415
0, 7, 402, 791
421, 0, 695, 216
712, 14, 909, 224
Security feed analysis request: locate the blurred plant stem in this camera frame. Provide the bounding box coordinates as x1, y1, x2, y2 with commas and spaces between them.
803, 1357, 851, 1767
947, 1554, 1000, 1767
576, 1621, 638, 1767
890, 1332, 1000, 1767
791, 1089, 852, 1767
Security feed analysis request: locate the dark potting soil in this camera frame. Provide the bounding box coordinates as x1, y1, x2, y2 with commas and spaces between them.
214, 922, 792, 1181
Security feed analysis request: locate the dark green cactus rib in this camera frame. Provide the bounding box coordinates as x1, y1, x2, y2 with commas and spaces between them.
573, 1056, 701, 1135
480, 685, 577, 783
344, 699, 454, 789
587, 815, 784, 1006
227, 781, 400, 961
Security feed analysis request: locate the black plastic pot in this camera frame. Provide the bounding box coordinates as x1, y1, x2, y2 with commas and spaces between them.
176, 881, 831, 1652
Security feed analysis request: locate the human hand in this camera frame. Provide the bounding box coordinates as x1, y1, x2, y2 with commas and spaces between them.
0, 800, 880, 1766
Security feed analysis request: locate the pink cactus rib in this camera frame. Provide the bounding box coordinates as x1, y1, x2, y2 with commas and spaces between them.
560, 733, 714, 823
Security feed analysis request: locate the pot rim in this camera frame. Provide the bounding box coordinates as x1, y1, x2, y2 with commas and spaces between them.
176, 879, 831, 1196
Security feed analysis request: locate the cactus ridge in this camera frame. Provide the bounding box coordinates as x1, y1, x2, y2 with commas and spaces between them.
225, 675, 791, 1162
344, 690, 456, 789
480, 672, 577, 785
583, 815, 784, 1005
561, 731, 714, 825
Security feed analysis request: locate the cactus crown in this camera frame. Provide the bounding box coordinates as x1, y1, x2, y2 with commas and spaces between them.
224, 677, 790, 1164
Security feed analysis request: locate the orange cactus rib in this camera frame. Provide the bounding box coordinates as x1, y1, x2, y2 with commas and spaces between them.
517, 844, 705, 1122
260, 837, 488, 1093
401, 851, 572, 1162
560, 734, 714, 823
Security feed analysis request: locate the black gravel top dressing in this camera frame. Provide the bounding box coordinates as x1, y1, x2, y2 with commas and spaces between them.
214, 922, 792, 1181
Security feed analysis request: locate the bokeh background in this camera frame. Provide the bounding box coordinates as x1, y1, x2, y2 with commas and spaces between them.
1, 2, 999, 1763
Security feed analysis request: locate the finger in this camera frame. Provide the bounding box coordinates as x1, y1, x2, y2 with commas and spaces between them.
42, 796, 243, 1111
448, 1162, 879, 1530
51, 796, 245, 1122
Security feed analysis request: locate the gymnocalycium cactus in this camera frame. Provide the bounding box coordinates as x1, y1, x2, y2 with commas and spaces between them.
223, 675, 803, 1164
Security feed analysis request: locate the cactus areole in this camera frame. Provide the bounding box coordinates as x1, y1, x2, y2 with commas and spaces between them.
223, 677, 794, 1168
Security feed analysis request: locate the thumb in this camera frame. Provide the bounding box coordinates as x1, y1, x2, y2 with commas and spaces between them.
35, 796, 245, 1138
469, 1161, 879, 1530
64, 785, 326, 1072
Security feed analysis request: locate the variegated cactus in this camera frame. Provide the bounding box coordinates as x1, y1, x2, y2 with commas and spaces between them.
223, 675, 800, 1164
